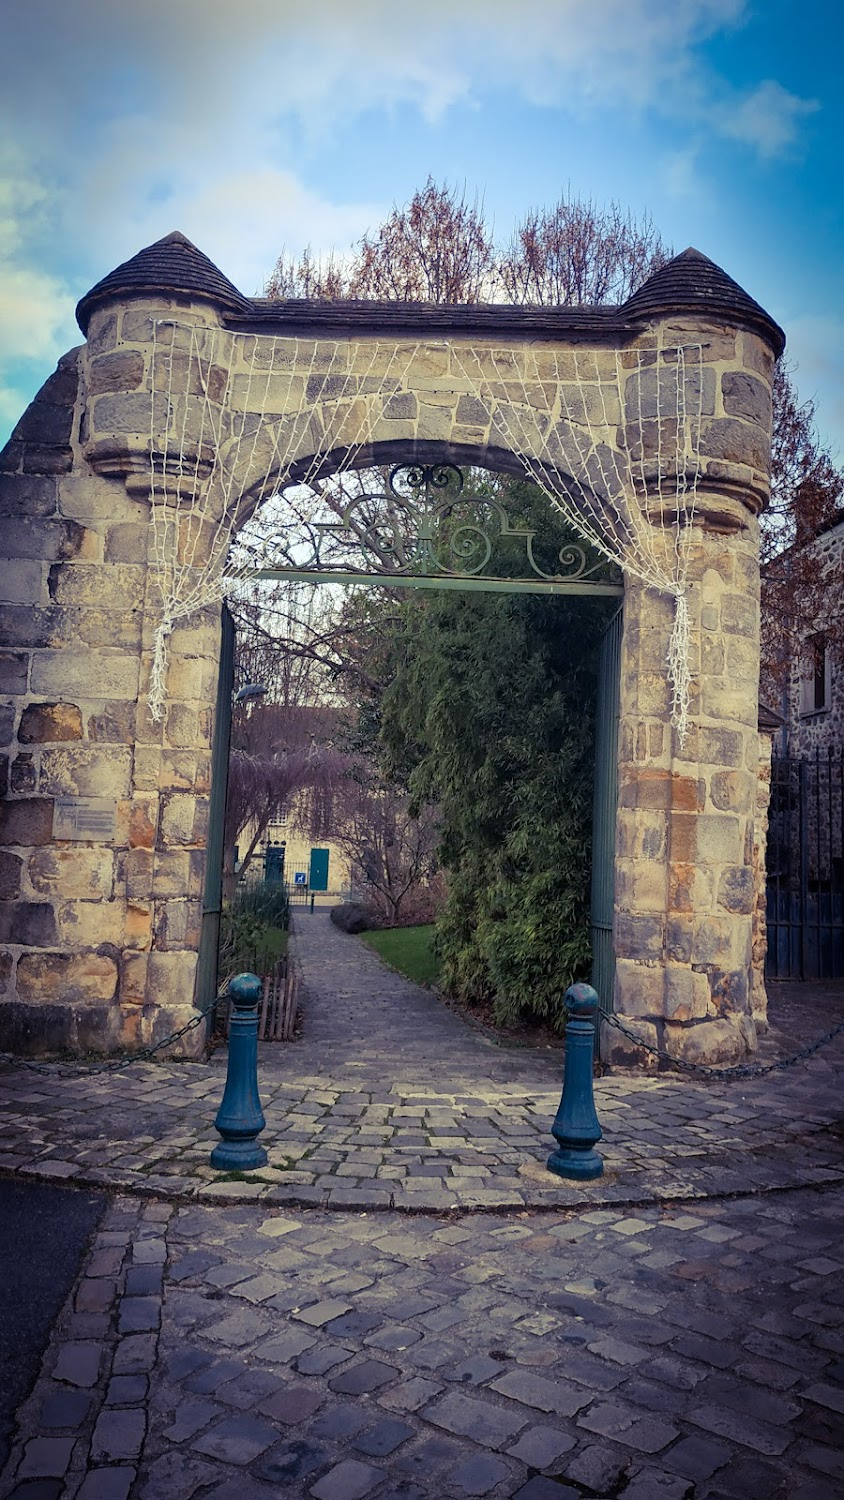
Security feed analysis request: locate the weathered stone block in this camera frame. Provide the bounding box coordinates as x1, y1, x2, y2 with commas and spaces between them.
90, 392, 167, 436
720, 594, 757, 639
721, 371, 771, 427
88, 701, 138, 744
665, 915, 694, 962
29, 848, 114, 899
0, 798, 54, 846
614, 958, 664, 1017
146, 950, 198, 1009
615, 914, 664, 960
691, 916, 745, 967
717, 866, 755, 915
0, 704, 14, 746
148, 848, 191, 897
701, 417, 768, 471
0, 850, 23, 898
663, 1017, 747, 1066
87, 351, 145, 396
0, 951, 12, 995
39, 746, 132, 798
16, 952, 118, 1003
53, 899, 119, 947
48, 562, 145, 610
695, 815, 742, 864
11, 753, 36, 793
615, 859, 666, 912
0, 652, 29, 693
0, 558, 43, 604
0, 473, 58, 519
122, 849, 154, 900
105, 524, 151, 564
664, 966, 712, 1021
0, 901, 58, 946
382, 392, 418, 420
602, 1014, 659, 1070
159, 794, 207, 846
19, 702, 84, 744
31, 652, 139, 700
120, 951, 148, 1005
0, 999, 75, 1054
154, 898, 201, 950
709, 770, 752, 813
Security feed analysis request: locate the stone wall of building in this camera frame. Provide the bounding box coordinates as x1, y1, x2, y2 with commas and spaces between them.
0, 248, 780, 1062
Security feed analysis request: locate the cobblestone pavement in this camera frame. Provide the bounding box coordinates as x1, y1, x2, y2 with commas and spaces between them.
1, 917, 844, 1497
3, 1185, 844, 1499
0, 913, 842, 1212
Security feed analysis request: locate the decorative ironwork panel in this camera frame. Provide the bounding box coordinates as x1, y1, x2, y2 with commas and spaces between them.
250, 464, 623, 596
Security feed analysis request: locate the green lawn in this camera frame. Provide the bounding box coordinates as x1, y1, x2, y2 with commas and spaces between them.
360, 924, 440, 988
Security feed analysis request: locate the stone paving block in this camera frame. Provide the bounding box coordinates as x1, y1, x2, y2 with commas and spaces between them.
52, 1342, 101, 1388
252, 1327, 317, 1363
295, 1344, 353, 1376
379, 1376, 444, 1412
423, 1389, 527, 1448
577, 1400, 679, 1453
259, 1382, 325, 1424
294, 1298, 353, 1327
662, 1433, 734, 1481
118, 1296, 161, 1333
352, 1418, 416, 1456
309, 1458, 384, 1499
618, 1465, 694, 1498
450, 1453, 513, 1495
76, 1468, 137, 1500
183, 1357, 244, 1394
110, 1331, 157, 1377
124, 1265, 164, 1296
310, 1404, 368, 1442
106, 1375, 149, 1405
17, 1438, 76, 1478
329, 1359, 399, 1395
512, 1479, 581, 1499
442, 1354, 506, 1385
91, 1409, 146, 1462
490, 1369, 590, 1417
162, 1397, 221, 1442
191, 1413, 279, 1464
505, 1424, 577, 1467
687, 1400, 792, 1455
39, 1388, 91, 1428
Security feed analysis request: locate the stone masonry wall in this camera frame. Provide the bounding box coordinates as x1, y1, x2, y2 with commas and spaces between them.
0, 285, 776, 1060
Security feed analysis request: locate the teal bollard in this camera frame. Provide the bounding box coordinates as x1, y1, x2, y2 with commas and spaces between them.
547, 982, 604, 1181
211, 973, 268, 1170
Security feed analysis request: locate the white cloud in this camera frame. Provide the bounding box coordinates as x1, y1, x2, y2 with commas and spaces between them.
721, 80, 819, 158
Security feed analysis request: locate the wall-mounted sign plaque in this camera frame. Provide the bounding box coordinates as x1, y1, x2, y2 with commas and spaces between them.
53, 797, 117, 842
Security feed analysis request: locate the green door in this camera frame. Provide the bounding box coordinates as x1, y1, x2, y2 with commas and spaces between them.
590, 606, 622, 1022
309, 847, 330, 892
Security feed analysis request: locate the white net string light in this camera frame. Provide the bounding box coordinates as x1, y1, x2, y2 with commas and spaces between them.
146, 325, 705, 740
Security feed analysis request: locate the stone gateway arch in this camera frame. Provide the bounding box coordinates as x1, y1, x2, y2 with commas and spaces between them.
0, 232, 784, 1065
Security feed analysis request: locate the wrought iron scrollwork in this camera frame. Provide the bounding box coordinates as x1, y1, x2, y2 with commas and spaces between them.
308, 464, 613, 584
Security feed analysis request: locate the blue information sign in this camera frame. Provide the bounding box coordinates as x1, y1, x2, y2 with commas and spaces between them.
294, 871, 307, 886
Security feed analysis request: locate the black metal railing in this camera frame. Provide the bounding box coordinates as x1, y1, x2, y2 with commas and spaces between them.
766, 747, 844, 979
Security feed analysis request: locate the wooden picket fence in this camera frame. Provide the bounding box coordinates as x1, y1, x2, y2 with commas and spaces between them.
218, 953, 300, 1041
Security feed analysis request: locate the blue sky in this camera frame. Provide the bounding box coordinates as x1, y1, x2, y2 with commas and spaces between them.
2, 0, 842, 458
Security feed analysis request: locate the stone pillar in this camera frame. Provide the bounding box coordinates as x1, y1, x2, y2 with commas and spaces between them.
607, 323, 775, 1066
0, 295, 227, 1055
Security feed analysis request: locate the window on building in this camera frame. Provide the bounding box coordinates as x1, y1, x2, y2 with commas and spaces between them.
799, 634, 830, 715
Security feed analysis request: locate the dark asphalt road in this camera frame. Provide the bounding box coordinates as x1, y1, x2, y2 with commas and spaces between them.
0, 1178, 106, 1472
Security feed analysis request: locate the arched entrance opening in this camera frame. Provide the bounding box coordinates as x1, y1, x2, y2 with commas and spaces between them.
194, 450, 625, 1045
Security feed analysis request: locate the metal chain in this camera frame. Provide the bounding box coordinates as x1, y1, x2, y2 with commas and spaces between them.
0, 994, 225, 1079
603, 1011, 844, 1080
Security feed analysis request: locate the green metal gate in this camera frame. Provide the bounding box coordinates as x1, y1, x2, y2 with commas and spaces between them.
195, 603, 235, 1016
590, 606, 622, 1021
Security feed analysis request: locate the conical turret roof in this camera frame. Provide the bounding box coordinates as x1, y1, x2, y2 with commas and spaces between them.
621, 247, 785, 356
76, 230, 252, 332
